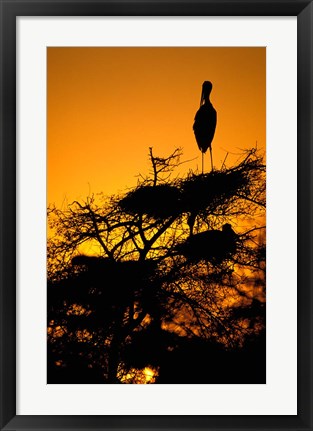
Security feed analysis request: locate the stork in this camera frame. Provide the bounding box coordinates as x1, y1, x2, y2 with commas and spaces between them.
176, 223, 237, 263
193, 81, 217, 173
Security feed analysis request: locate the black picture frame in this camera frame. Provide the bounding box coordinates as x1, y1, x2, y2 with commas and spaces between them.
0, 1, 312, 430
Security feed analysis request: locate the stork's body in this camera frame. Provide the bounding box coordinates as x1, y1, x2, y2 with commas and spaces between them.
193, 101, 217, 154
176, 224, 237, 263
193, 81, 217, 172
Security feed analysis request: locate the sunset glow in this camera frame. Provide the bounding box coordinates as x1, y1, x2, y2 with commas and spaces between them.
47, 47, 266, 385
48, 47, 265, 208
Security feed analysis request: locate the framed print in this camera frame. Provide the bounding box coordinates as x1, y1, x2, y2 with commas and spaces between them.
0, 1, 312, 430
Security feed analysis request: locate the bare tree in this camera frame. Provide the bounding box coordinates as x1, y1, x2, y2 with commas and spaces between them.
47, 147, 266, 384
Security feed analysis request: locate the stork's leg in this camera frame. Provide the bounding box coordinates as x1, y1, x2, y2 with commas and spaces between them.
209, 146, 213, 172
202, 152, 204, 174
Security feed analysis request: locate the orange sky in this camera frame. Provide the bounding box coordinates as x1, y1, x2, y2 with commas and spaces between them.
47, 47, 265, 208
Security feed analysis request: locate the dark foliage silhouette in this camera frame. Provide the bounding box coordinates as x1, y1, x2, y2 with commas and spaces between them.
47, 147, 265, 384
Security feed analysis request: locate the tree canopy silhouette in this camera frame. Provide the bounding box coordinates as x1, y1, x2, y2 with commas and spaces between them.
47, 147, 266, 384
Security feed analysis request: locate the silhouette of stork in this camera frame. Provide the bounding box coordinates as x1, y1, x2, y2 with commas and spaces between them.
176, 223, 237, 263
193, 81, 217, 173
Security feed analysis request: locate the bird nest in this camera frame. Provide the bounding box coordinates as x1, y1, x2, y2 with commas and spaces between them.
118, 153, 262, 219
180, 169, 248, 212
119, 184, 182, 219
